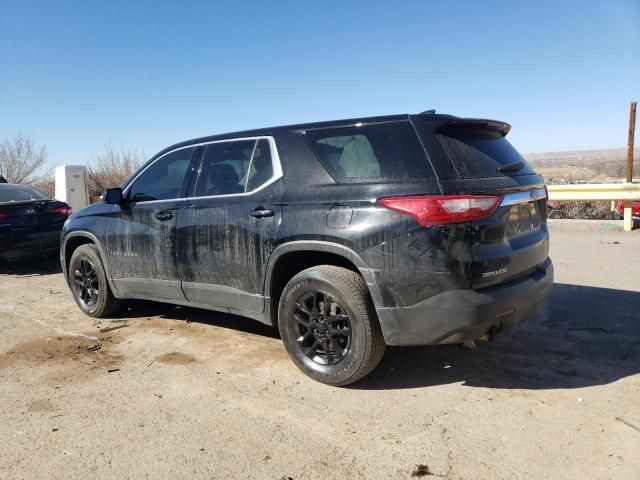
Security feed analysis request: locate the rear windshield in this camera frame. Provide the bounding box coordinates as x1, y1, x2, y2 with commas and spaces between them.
305, 122, 434, 183
428, 124, 534, 178
0, 185, 49, 203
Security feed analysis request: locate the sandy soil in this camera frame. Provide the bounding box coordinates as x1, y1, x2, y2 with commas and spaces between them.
0, 220, 639, 479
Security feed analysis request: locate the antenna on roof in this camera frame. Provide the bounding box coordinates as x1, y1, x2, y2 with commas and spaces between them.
420, 109, 436, 114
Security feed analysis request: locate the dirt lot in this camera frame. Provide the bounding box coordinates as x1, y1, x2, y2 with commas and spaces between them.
525, 147, 640, 183
1, 220, 639, 479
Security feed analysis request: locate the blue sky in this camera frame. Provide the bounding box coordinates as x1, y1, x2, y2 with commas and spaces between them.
1, 0, 639, 169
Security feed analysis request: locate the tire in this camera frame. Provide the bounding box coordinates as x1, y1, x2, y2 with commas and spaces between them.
68, 244, 121, 317
278, 265, 386, 386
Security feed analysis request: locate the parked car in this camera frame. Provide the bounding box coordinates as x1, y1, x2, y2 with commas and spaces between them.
0, 184, 72, 261
60, 112, 553, 385
615, 200, 640, 218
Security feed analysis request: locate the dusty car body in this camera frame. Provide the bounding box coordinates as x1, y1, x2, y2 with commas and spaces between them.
61, 112, 553, 385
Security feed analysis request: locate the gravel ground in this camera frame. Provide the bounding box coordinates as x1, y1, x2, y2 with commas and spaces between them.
0, 219, 639, 479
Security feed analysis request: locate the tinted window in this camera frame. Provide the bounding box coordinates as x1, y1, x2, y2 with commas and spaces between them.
433, 125, 534, 178
305, 122, 433, 182
246, 139, 274, 192
195, 140, 255, 196
128, 147, 194, 202
0, 185, 49, 203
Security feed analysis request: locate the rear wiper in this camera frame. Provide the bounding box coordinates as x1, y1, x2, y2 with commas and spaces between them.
498, 162, 524, 173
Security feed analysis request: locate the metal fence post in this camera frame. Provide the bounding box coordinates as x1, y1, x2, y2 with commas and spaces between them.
624, 101, 636, 231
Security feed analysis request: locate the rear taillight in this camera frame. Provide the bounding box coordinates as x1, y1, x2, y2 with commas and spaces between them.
48, 205, 72, 217
0, 212, 7, 220
378, 195, 502, 227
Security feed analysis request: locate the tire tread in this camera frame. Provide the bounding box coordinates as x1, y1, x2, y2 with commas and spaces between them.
69, 244, 121, 317
283, 265, 385, 386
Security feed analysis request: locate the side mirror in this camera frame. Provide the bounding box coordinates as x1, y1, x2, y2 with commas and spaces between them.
104, 188, 124, 205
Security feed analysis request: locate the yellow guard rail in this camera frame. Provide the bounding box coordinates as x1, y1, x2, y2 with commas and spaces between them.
547, 183, 640, 231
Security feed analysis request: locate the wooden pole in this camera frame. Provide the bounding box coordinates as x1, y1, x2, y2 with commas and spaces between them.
624, 101, 636, 231
627, 101, 636, 183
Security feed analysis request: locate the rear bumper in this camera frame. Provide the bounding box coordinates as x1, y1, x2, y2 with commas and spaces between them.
0, 230, 61, 260
0, 244, 59, 260
377, 258, 553, 346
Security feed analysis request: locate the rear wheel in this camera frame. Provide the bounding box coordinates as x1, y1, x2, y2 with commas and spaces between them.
68, 244, 121, 317
278, 266, 385, 386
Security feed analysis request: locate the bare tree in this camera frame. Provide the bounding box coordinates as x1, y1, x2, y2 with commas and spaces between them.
0, 134, 48, 184
30, 175, 56, 197
87, 141, 145, 197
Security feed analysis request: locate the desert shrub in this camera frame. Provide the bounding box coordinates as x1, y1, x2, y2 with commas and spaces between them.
30, 176, 55, 197
548, 201, 614, 219
87, 142, 145, 197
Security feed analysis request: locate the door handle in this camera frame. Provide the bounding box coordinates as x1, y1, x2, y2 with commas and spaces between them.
155, 211, 173, 221
250, 208, 274, 218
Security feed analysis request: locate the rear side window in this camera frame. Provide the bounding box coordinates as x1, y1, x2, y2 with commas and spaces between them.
195, 138, 278, 196
246, 139, 273, 192
431, 125, 534, 178
195, 140, 255, 196
305, 122, 434, 183
0, 186, 49, 203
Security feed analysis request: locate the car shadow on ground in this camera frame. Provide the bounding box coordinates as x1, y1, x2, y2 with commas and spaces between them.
355, 283, 640, 390
111, 282, 640, 391
116, 300, 280, 339
0, 255, 62, 276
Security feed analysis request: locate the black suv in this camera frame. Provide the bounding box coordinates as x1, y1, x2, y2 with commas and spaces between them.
61, 112, 553, 385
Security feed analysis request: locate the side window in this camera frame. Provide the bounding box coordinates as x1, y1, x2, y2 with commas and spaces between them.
313, 134, 380, 178
305, 123, 433, 183
246, 139, 274, 192
128, 147, 195, 202
195, 140, 255, 196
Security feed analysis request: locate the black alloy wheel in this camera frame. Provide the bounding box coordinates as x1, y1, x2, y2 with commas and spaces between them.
278, 265, 386, 386
68, 244, 121, 317
74, 258, 99, 307
293, 290, 352, 365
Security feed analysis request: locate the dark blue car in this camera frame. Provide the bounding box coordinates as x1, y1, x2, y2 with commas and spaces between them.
0, 184, 71, 261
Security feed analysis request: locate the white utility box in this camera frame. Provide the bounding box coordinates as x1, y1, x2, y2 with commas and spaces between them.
55, 165, 89, 210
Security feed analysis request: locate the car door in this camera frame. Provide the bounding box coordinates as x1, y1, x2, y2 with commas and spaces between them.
176, 137, 283, 314
105, 145, 199, 301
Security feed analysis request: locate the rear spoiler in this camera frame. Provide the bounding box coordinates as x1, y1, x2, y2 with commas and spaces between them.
435, 119, 511, 136
0, 199, 46, 207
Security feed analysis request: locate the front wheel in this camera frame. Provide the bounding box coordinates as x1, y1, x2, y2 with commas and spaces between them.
278, 266, 385, 386
68, 244, 121, 317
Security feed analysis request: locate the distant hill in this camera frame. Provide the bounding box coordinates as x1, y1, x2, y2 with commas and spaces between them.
524, 148, 640, 183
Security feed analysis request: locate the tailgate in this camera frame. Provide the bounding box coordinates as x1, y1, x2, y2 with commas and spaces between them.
0, 201, 41, 253
0, 200, 67, 251
0, 201, 40, 228
413, 117, 550, 289
470, 188, 549, 289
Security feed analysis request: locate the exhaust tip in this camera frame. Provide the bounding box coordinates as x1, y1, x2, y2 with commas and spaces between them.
487, 324, 503, 341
